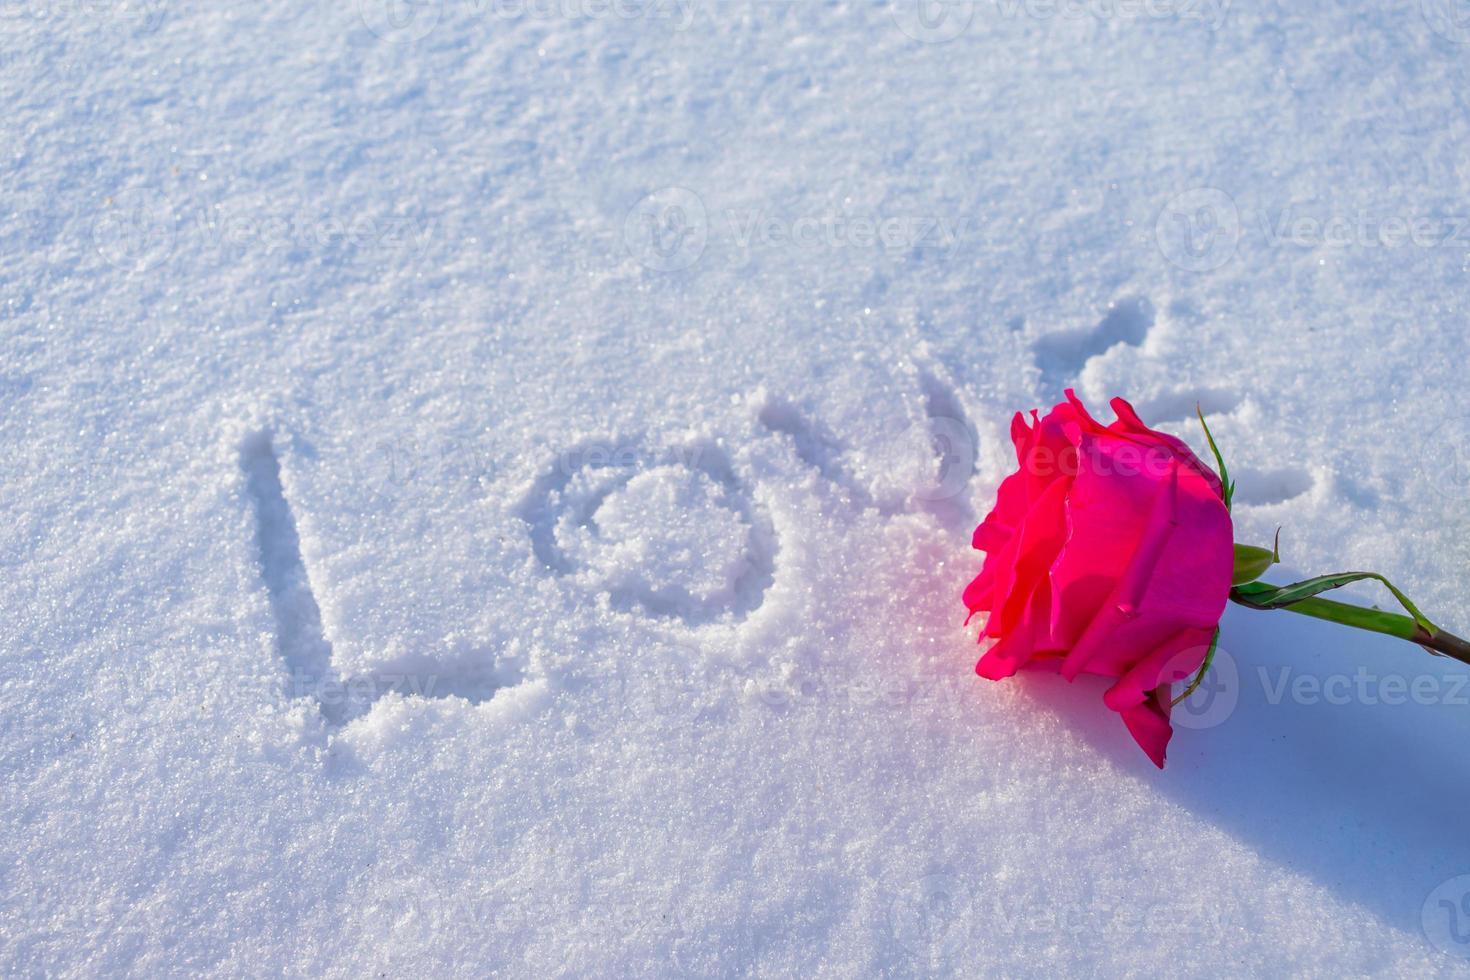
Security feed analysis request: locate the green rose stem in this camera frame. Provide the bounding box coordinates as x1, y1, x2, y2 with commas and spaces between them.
1231, 580, 1470, 668
1173, 406, 1470, 706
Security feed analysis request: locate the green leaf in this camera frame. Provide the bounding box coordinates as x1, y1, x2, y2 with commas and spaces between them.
1196, 404, 1232, 511
1171, 627, 1220, 707
1231, 572, 1437, 632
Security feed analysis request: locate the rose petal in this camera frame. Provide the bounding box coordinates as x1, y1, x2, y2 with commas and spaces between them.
1109, 396, 1224, 499
1058, 460, 1182, 680
1119, 687, 1174, 769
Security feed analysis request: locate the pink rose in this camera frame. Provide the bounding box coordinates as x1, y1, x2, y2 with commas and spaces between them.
964, 391, 1233, 767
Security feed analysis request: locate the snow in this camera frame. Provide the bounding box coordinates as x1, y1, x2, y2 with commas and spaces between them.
5, 0, 1470, 975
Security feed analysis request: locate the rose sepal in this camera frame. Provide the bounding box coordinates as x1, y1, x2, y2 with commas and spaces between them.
1196, 403, 1234, 511
1231, 530, 1281, 586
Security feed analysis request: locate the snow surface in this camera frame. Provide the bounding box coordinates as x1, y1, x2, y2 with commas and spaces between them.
5, 0, 1470, 975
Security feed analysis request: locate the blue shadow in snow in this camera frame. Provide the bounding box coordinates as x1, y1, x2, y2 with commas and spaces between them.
1014, 579, 1470, 956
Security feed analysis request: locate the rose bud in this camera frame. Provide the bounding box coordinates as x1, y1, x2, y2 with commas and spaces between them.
963, 390, 1233, 767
